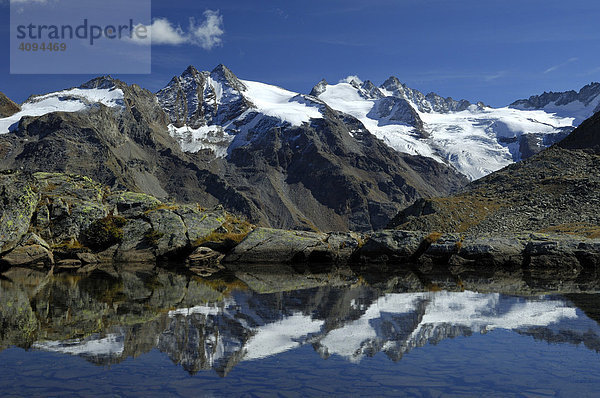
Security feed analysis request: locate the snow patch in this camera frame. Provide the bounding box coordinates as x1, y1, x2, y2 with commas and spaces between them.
0, 87, 125, 135
240, 80, 322, 126
168, 124, 234, 157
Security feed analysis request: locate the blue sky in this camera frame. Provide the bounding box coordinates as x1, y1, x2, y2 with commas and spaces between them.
1, 0, 599, 106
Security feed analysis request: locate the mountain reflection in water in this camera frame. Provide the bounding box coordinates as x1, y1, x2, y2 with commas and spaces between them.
2, 265, 600, 380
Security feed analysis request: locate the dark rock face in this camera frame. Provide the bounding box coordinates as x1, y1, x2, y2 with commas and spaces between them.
367, 97, 426, 137
517, 129, 572, 160
0, 92, 20, 118
156, 65, 252, 129
222, 105, 467, 231
558, 110, 600, 151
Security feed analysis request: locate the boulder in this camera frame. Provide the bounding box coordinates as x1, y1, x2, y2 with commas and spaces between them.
145, 208, 189, 256
176, 205, 227, 243
224, 227, 329, 264
353, 230, 428, 264
324, 232, 364, 263
32, 173, 108, 243
188, 246, 224, 266
187, 247, 225, 277
1, 233, 54, 267
0, 173, 39, 254
106, 191, 162, 217
56, 259, 82, 270
76, 252, 99, 264
454, 235, 526, 270
114, 218, 156, 263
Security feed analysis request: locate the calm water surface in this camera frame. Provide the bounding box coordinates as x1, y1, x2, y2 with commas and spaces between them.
2, 265, 600, 397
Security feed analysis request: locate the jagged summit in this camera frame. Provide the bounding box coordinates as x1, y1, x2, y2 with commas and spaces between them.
79, 75, 119, 90
379, 76, 473, 113
511, 82, 600, 109
510, 82, 600, 124
309, 79, 328, 97
183, 64, 200, 75
156, 64, 251, 129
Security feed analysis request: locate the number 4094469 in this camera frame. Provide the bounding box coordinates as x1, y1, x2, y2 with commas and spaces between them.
18, 42, 67, 52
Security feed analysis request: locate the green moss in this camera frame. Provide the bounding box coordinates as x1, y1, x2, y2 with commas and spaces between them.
80, 215, 127, 251
193, 214, 254, 248
144, 228, 164, 246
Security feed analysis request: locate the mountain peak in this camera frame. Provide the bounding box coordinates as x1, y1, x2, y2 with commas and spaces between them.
210, 64, 246, 92
211, 63, 232, 74
381, 76, 404, 90
182, 65, 200, 77
360, 80, 384, 99
309, 79, 328, 97
80, 75, 119, 90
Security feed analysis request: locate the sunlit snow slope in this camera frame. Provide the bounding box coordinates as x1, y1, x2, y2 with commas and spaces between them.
316, 77, 587, 180
0, 86, 124, 134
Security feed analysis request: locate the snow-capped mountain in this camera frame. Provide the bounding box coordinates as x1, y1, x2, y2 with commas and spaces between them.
0, 81, 125, 135
314, 76, 583, 180
156, 65, 597, 181
157, 64, 325, 157
0, 65, 596, 230
0, 66, 466, 231
154, 65, 467, 231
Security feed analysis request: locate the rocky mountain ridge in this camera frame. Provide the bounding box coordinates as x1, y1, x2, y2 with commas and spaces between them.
510, 82, 600, 122
0, 67, 468, 232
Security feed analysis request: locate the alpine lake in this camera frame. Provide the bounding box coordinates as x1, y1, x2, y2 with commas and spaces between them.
2, 262, 600, 397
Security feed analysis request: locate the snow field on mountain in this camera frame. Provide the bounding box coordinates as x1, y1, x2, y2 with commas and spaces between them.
421, 106, 574, 179
168, 124, 233, 158
240, 80, 322, 126
317, 82, 442, 160
512, 93, 600, 125
0, 87, 124, 134
317, 81, 576, 180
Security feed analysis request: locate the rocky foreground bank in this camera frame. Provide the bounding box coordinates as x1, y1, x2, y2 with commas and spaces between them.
2, 170, 600, 283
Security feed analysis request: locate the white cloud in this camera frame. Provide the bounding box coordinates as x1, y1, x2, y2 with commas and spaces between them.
544, 57, 578, 74
189, 10, 224, 50
133, 10, 224, 49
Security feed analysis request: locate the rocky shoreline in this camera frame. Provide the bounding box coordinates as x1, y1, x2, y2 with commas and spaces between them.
1, 171, 599, 286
